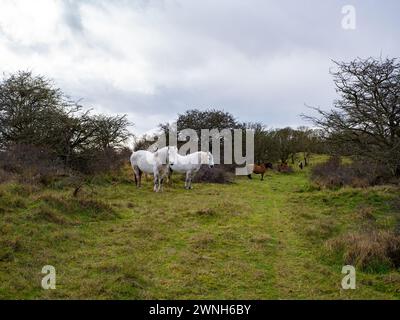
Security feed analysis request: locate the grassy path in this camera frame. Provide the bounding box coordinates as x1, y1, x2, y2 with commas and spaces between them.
1, 165, 400, 299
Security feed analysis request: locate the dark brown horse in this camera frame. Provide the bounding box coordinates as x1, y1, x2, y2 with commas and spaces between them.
247, 162, 273, 181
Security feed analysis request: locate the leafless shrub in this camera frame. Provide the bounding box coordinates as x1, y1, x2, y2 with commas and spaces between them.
70, 147, 131, 175
192, 165, 234, 184
0, 168, 12, 183
0, 144, 67, 185
311, 156, 390, 189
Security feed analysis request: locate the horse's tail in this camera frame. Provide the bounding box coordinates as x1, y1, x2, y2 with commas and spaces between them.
130, 152, 137, 168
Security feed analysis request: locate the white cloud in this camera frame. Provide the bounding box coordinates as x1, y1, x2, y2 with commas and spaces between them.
0, 0, 62, 45
0, 0, 399, 134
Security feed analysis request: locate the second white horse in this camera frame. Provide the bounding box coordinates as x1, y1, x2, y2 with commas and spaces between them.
169, 150, 214, 189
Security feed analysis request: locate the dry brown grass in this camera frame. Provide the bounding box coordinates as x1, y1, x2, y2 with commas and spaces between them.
0, 237, 23, 262
250, 234, 273, 244
356, 205, 376, 222
326, 230, 400, 271
36, 193, 118, 220
190, 234, 215, 249
31, 205, 69, 225
305, 218, 338, 242
194, 208, 217, 217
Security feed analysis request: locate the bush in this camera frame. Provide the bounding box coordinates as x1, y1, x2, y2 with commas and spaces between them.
311, 156, 391, 189
0, 144, 132, 186
0, 144, 67, 185
0, 72, 131, 171
70, 147, 131, 175
192, 165, 234, 184
0, 168, 12, 183
326, 230, 400, 272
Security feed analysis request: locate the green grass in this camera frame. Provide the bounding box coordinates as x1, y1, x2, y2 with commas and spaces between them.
0, 157, 399, 299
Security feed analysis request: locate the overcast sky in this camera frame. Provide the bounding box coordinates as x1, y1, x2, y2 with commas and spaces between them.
0, 0, 399, 135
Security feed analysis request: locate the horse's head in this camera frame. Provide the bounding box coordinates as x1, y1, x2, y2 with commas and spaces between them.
167, 146, 178, 166
208, 152, 214, 168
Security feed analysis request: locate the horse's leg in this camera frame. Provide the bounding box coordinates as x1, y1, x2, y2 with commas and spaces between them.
185, 172, 190, 189
168, 168, 173, 186
158, 166, 166, 192
157, 173, 162, 192
261, 172, 264, 181
247, 174, 252, 180
134, 169, 138, 187
138, 170, 143, 187
160, 176, 164, 192
133, 166, 140, 188
188, 171, 193, 190
153, 172, 159, 192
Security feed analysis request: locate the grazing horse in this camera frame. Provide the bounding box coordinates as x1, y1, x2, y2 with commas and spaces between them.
169, 150, 214, 189
130, 147, 176, 192
247, 162, 273, 181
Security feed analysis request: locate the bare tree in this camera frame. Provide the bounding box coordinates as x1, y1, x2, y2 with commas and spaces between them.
270, 127, 297, 164
92, 114, 132, 150
245, 122, 270, 163
304, 57, 400, 176
293, 126, 323, 166
159, 109, 242, 164
0, 71, 133, 172
0, 71, 66, 148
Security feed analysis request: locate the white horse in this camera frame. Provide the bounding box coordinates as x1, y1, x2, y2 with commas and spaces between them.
130, 147, 175, 192
169, 150, 214, 189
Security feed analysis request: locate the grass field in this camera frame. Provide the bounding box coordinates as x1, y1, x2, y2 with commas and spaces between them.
1, 157, 400, 299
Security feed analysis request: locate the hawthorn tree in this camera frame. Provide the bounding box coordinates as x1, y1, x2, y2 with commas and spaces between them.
0, 71, 132, 171
304, 57, 400, 176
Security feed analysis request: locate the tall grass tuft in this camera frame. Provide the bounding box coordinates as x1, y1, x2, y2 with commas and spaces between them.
326, 230, 400, 272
